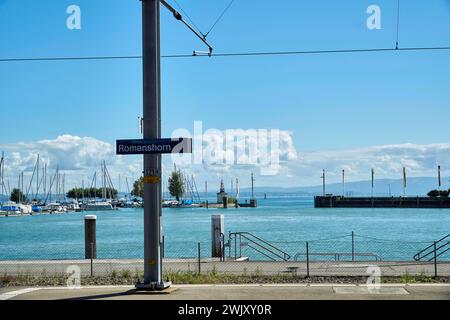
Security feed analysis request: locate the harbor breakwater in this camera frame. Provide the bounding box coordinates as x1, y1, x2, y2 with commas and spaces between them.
314, 196, 450, 208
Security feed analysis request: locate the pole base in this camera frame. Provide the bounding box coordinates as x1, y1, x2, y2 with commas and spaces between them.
135, 281, 172, 291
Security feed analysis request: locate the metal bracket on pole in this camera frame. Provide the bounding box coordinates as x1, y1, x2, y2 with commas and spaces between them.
160, 0, 214, 56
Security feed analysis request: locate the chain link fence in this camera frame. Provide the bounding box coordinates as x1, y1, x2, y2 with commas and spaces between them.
1, 232, 449, 280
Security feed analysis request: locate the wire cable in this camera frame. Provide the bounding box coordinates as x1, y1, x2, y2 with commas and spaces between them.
172, 0, 205, 37
1, 45, 450, 63
204, 0, 236, 38
355, 234, 431, 244
0, 55, 142, 62
396, 0, 401, 49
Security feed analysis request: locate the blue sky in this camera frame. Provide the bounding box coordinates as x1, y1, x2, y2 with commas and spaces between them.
1, 0, 450, 189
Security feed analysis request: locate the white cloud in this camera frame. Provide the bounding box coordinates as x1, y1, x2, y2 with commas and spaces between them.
0, 135, 141, 192
289, 143, 450, 186
1, 135, 449, 192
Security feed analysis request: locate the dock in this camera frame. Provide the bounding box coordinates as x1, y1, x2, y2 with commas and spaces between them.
314, 195, 450, 208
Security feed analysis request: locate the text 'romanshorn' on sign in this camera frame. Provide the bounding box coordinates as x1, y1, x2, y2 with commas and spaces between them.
116, 138, 192, 155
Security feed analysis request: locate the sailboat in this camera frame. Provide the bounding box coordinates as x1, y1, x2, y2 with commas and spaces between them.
80, 161, 115, 211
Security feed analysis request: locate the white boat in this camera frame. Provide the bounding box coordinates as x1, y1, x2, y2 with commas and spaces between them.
81, 201, 114, 211
42, 203, 65, 213
162, 200, 179, 208
18, 204, 33, 214
63, 200, 81, 212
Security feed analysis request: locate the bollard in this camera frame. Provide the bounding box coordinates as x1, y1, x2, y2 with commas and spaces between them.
84, 215, 97, 259
211, 215, 224, 258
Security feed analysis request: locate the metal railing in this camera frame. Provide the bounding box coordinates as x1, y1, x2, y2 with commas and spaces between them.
414, 233, 450, 262
228, 232, 291, 261
294, 252, 382, 262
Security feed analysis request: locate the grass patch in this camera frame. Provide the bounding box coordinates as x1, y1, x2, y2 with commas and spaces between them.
382, 270, 437, 284
1, 271, 447, 288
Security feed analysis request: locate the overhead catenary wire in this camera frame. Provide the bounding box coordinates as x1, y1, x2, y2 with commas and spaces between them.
204, 0, 236, 38
172, 0, 205, 37
2, 45, 450, 62
160, 0, 213, 55
396, 0, 401, 49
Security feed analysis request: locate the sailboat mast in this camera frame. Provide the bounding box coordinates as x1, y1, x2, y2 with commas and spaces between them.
43, 163, 47, 197
36, 154, 39, 200
0, 152, 4, 203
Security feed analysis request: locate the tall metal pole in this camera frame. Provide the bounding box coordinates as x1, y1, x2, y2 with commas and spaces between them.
251, 172, 255, 199
438, 165, 441, 194
1, 152, 4, 203
371, 168, 374, 198
322, 169, 326, 196
140, 0, 164, 289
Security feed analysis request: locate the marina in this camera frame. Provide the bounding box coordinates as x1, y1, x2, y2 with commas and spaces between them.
1, 195, 450, 261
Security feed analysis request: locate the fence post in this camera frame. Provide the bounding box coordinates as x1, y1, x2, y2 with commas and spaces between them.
306, 241, 310, 278
198, 242, 201, 275
434, 241, 438, 279
351, 231, 355, 262
221, 233, 225, 262
162, 235, 165, 259
234, 235, 237, 260
90, 242, 94, 277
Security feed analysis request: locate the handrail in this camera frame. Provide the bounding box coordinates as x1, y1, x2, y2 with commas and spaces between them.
414, 233, 450, 261
230, 232, 291, 259
416, 241, 450, 262
240, 234, 289, 261
229, 232, 291, 261
247, 244, 277, 261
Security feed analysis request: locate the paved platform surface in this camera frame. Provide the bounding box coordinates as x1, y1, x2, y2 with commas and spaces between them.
1, 284, 450, 300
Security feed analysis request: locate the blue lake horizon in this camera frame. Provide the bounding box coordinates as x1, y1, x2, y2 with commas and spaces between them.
1, 196, 449, 261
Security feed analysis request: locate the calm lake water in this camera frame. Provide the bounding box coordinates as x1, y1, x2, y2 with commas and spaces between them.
1, 196, 449, 260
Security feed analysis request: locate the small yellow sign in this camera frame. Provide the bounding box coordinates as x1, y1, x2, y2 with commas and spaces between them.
144, 176, 161, 184
148, 259, 156, 265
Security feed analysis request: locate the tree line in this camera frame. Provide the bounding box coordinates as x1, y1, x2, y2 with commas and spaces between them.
131, 169, 185, 200
66, 187, 118, 199
427, 189, 450, 198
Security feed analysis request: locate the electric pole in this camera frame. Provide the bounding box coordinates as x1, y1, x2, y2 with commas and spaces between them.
135, 0, 212, 290
139, 0, 164, 289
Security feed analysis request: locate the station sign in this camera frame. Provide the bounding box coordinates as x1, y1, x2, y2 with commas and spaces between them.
116, 138, 192, 155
